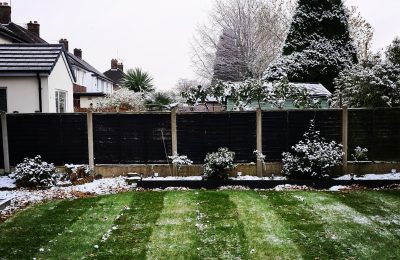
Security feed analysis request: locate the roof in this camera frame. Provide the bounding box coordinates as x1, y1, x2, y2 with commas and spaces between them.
0, 44, 66, 75
292, 83, 331, 97
0, 22, 47, 44
103, 68, 125, 85
67, 52, 113, 83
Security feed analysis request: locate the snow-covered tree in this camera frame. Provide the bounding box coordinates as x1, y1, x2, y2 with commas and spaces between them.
264, 0, 357, 93
386, 37, 400, 66
331, 61, 400, 108
213, 28, 245, 82
191, 0, 295, 81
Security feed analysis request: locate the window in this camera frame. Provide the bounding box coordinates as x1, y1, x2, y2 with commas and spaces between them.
0, 88, 7, 112
56, 90, 67, 113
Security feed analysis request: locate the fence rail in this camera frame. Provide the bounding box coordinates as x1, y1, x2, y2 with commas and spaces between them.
1, 108, 399, 173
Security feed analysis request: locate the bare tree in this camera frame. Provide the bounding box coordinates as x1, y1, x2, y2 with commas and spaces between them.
347, 6, 374, 62
191, 0, 295, 82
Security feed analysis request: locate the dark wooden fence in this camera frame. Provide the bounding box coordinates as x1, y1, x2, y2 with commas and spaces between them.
93, 113, 171, 164
0, 108, 399, 168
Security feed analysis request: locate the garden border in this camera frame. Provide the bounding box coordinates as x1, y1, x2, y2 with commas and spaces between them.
137, 179, 400, 189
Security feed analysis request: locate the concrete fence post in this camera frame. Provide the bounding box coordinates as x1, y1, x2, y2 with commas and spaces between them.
256, 108, 263, 177
171, 108, 178, 176
1, 112, 10, 174
87, 110, 95, 175
342, 105, 348, 175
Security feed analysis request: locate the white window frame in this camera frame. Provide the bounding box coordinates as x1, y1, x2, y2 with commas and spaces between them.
55, 90, 68, 113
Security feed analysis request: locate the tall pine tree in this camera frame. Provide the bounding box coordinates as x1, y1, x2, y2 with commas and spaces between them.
213, 28, 245, 82
264, 0, 357, 92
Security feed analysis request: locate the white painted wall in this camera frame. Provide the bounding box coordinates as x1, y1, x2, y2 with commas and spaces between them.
47, 55, 74, 112
0, 77, 40, 113
79, 96, 103, 108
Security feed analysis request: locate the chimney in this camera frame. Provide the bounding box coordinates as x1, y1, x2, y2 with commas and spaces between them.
111, 59, 118, 69
74, 48, 82, 59
27, 21, 40, 36
117, 62, 124, 72
0, 2, 11, 24
59, 39, 69, 52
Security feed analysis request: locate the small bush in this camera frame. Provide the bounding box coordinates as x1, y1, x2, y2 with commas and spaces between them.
168, 153, 193, 175
203, 148, 235, 180
351, 146, 369, 161
10, 155, 58, 188
282, 120, 343, 179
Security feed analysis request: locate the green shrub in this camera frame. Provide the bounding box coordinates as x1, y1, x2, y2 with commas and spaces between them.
282, 120, 343, 179
10, 155, 58, 188
203, 148, 235, 180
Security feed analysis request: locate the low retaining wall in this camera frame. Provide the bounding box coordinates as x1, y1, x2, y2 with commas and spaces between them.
94, 162, 400, 178
1, 162, 399, 178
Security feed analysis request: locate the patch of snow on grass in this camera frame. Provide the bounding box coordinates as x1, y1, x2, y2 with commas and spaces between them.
0, 176, 131, 219
329, 185, 350, 191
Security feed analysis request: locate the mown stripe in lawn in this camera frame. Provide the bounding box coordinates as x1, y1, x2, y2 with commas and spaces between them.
0, 197, 102, 259
146, 191, 199, 259
196, 191, 248, 259
35, 192, 134, 259
258, 191, 348, 259
88, 191, 165, 259
335, 191, 400, 241
229, 191, 301, 259
294, 191, 399, 259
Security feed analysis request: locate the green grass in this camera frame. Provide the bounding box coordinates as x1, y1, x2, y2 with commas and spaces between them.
1, 190, 400, 259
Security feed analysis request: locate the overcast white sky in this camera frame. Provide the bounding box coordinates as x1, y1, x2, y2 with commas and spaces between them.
8, 0, 400, 90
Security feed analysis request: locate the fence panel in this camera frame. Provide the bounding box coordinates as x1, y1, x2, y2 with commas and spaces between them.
7, 114, 88, 166
349, 108, 400, 161
93, 113, 171, 164
177, 112, 256, 164
263, 110, 342, 162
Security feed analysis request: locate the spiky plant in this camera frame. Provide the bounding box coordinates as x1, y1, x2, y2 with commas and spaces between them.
123, 68, 155, 93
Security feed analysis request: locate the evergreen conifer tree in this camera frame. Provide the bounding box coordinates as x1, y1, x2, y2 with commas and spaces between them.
213, 28, 245, 82
264, 0, 357, 92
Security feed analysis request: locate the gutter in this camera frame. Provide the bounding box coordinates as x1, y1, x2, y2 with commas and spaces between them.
37, 73, 42, 112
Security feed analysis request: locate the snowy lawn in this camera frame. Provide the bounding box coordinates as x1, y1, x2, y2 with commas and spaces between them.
0, 190, 400, 259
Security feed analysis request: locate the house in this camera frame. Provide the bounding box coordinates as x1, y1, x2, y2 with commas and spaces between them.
0, 2, 114, 111
57, 39, 114, 110
103, 59, 125, 90
226, 82, 331, 110
0, 44, 75, 113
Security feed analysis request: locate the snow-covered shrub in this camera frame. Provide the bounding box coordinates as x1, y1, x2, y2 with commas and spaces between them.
254, 150, 266, 162
351, 146, 369, 161
203, 148, 235, 180
65, 164, 90, 181
96, 87, 145, 112
10, 155, 58, 188
282, 120, 344, 179
168, 153, 193, 175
